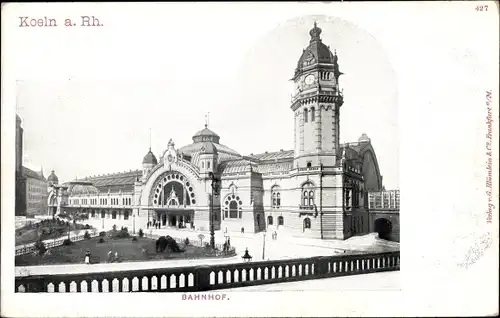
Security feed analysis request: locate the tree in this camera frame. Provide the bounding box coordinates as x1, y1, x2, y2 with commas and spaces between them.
138, 228, 144, 238
198, 233, 205, 246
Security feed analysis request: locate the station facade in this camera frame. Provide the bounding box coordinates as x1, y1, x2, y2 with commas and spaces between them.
47, 23, 386, 240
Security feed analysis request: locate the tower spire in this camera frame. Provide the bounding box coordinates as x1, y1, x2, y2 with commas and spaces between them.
149, 128, 152, 151
205, 112, 210, 129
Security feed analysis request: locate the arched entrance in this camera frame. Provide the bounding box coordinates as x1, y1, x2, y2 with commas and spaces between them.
148, 171, 198, 230
374, 218, 393, 240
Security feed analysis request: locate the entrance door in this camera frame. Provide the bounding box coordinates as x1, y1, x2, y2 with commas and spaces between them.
170, 215, 177, 227
162, 213, 167, 226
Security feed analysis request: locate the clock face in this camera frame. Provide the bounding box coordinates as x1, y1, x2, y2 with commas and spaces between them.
305, 74, 315, 85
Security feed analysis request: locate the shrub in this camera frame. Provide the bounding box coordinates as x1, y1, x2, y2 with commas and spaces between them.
84, 224, 90, 229
184, 237, 190, 246
84, 230, 91, 239
98, 237, 105, 244
99, 231, 106, 237
62, 238, 72, 246
34, 240, 47, 255
155, 236, 182, 253
204, 242, 211, 249
115, 227, 130, 239
138, 229, 144, 238
132, 236, 138, 241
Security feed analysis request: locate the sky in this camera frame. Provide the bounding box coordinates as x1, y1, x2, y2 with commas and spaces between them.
14, 10, 399, 188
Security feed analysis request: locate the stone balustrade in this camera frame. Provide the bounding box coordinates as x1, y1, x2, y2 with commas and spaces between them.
15, 251, 399, 293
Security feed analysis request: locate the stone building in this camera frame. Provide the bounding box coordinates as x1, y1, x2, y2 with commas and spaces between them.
48, 23, 387, 240
15, 114, 26, 216
23, 167, 48, 216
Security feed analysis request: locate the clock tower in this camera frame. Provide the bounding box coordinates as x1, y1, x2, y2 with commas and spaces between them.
291, 22, 344, 168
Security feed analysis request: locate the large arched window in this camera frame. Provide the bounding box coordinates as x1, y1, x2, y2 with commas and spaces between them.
224, 194, 243, 219
267, 215, 273, 225
101, 211, 105, 218
301, 183, 315, 208
304, 108, 308, 123
112, 211, 117, 219
124, 210, 129, 220
278, 216, 284, 226
310, 107, 315, 121
90, 210, 95, 218
271, 185, 281, 208
303, 217, 311, 229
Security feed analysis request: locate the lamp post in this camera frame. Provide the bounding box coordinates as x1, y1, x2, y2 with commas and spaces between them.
208, 172, 220, 250
133, 213, 136, 234
262, 231, 266, 260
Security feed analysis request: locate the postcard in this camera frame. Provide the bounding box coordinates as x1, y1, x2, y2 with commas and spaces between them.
1, 2, 498, 317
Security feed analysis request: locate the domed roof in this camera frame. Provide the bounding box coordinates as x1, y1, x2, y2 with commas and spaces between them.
67, 181, 99, 196
192, 125, 220, 144
358, 133, 371, 143
48, 170, 59, 183
143, 148, 158, 165
199, 141, 218, 155
294, 22, 339, 78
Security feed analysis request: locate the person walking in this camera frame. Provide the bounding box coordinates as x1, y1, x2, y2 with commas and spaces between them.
107, 250, 113, 263
84, 250, 91, 265
114, 251, 119, 263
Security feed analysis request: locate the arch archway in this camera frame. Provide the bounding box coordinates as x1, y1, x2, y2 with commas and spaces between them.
374, 218, 392, 240
149, 171, 196, 207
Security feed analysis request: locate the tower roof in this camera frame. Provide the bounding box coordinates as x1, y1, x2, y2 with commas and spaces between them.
294, 22, 341, 78
142, 148, 158, 165
48, 170, 59, 183
192, 125, 221, 144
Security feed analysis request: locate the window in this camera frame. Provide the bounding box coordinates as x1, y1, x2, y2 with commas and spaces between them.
267, 215, 273, 225
271, 185, 281, 208
278, 216, 284, 226
307, 162, 312, 168
202, 161, 204, 169
303, 217, 311, 229
304, 108, 308, 122
101, 211, 105, 218
224, 194, 243, 219
311, 107, 315, 121
301, 183, 315, 207
207, 161, 211, 169
124, 211, 129, 220
112, 211, 117, 219
229, 201, 238, 218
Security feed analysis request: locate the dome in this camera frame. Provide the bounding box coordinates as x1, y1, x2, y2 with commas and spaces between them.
48, 170, 59, 183
358, 133, 371, 143
67, 181, 99, 196
199, 141, 218, 155
143, 148, 158, 165
192, 125, 220, 144
294, 22, 340, 78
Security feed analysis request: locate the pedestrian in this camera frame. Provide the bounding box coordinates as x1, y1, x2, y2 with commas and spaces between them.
274, 231, 277, 240
114, 251, 119, 262
107, 250, 113, 263
147, 222, 149, 229
227, 237, 231, 248
84, 250, 91, 265
241, 227, 244, 234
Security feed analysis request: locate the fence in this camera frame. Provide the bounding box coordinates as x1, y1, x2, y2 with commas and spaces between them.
144, 233, 236, 257
15, 231, 100, 256
15, 250, 399, 293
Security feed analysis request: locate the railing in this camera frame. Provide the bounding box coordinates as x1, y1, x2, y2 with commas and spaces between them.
144, 233, 235, 257
15, 251, 399, 292
16, 232, 100, 256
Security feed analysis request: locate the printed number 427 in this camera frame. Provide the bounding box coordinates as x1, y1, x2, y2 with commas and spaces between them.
476, 5, 488, 11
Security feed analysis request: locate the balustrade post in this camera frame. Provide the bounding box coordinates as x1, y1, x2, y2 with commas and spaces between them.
195, 266, 211, 291
315, 257, 329, 278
